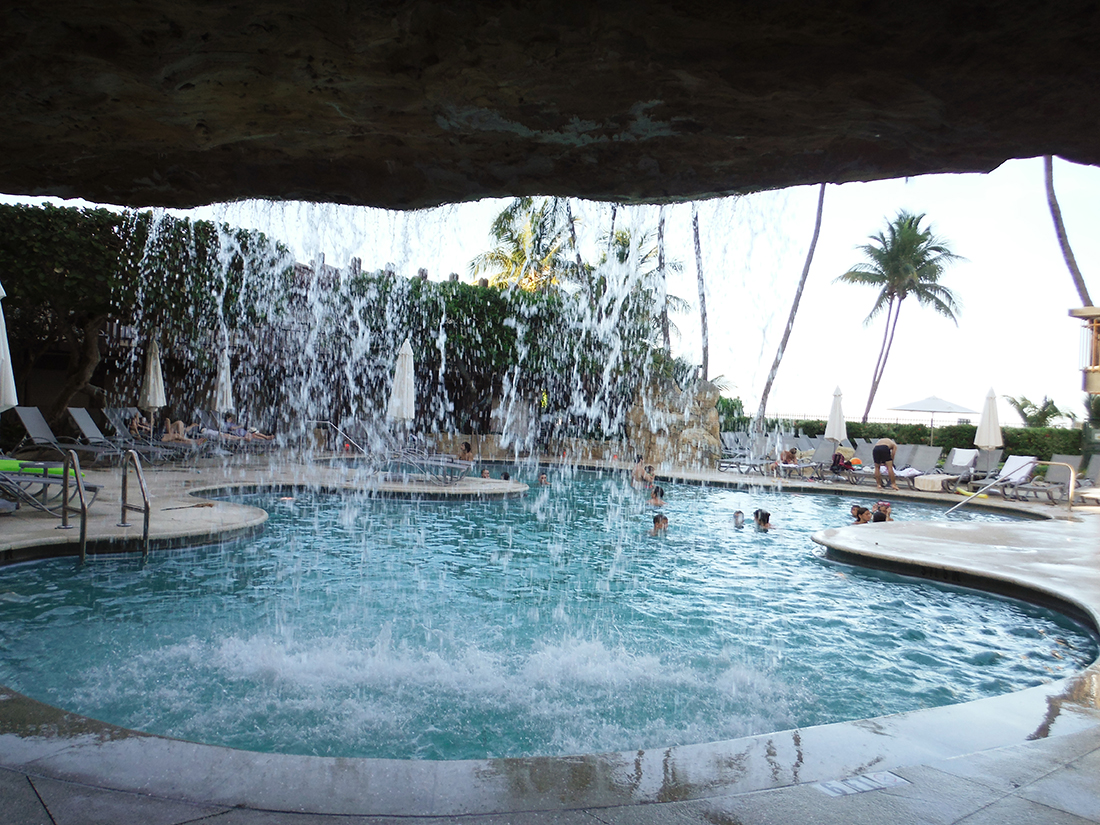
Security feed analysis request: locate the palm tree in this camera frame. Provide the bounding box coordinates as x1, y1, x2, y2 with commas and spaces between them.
755, 183, 825, 429
1005, 394, 1075, 427
692, 203, 709, 381
1044, 155, 1093, 307
836, 210, 963, 422
469, 197, 581, 291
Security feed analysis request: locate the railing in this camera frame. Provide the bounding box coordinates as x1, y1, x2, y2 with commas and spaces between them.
118, 450, 151, 561
57, 450, 90, 563
946, 459, 1078, 515
306, 420, 366, 453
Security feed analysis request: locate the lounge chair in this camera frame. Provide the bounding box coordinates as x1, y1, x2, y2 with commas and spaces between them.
967, 455, 1037, 496
12, 407, 123, 464
937, 448, 979, 492
893, 445, 943, 489
775, 441, 833, 479
1004, 453, 1082, 503
972, 448, 1003, 482
847, 443, 916, 486
1074, 454, 1100, 504
0, 457, 101, 515
719, 433, 771, 474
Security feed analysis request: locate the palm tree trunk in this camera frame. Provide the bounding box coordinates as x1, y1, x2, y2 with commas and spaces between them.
863, 297, 905, 422
861, 297, 895, 422
754, 183, 826, 429
692, 203, 709, 381
657, 205, 670, 353
1044, 155, 1093, 306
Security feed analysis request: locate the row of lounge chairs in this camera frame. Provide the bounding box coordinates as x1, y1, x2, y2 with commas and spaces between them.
716, 431, 1100, 503
10, 406, 278, 466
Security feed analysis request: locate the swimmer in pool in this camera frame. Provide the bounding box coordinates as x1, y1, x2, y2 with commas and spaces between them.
733, 510, 745, 528
480, 469, 491, 479
538, 472, 550, 485
649, 513, 669, 536
753, 509, 772, 530
648, 486, 666, 507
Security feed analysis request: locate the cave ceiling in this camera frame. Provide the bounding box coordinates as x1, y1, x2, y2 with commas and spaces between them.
2, 1, 1100, 210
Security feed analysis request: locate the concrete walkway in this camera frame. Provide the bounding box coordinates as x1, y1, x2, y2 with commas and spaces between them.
1, 453, 1098, 824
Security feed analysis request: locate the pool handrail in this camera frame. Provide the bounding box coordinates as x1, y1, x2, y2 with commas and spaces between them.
118, 449, 151, 561
57, 450, 90, 562
947, 458, 1076, 515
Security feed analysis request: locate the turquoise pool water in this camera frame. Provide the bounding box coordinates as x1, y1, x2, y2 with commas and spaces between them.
0, 469, 1094, 760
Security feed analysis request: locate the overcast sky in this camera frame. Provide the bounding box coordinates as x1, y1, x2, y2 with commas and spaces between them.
5, 155, 1097, 428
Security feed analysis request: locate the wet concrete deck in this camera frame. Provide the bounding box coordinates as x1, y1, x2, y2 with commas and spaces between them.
1, 452, 1098, 824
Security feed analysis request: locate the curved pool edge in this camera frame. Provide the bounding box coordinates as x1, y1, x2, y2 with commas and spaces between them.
0, 513, 1098, 815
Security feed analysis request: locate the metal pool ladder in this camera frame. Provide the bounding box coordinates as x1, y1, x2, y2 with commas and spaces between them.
58, 450, 91, 562
118, 450, 151, 561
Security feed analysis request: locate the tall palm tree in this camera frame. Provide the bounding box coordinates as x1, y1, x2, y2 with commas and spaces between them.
755, 183, 825, 429
836, 210, 963, 422
1044, 155, 1093, 307
692, 203, 709, 381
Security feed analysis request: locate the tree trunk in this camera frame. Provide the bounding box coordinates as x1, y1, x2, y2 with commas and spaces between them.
862, 297, 905, 422
657, 205, 670, 353
1044, 155, 1093, 307
692, 203, 709, 381
44, 314, 108, 427
861, 297, 896, 422
754, 183, 826, 430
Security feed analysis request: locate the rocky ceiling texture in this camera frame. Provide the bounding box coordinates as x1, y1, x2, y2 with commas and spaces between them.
3, 2, 1100, 210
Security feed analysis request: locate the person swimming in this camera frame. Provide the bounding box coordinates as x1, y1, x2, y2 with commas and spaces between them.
648, 513, 669, 536
648, 486, 666, 506
753, 509, 772, 530
733, 510, 745, 528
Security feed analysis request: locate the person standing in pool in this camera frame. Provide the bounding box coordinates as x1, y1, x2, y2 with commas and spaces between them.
873, 437, 899, 491
648, 486, 666, 507
632, 456, 655, 488
733, 510, 745, 528
457, 441, 473, 461
649, 513, 669, 536
753, 509, 772, 530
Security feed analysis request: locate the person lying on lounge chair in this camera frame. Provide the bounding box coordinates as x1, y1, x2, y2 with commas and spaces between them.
221, 413, 274, 441
161, 416, 206, 445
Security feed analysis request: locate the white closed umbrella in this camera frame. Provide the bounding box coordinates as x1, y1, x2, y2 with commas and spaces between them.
138, 339, 167, 413
0, 282, 18, 413
213, 349, 235, 414
824, 386, 847, 445
385, 339, 415, 423
974, 388, 1003, 450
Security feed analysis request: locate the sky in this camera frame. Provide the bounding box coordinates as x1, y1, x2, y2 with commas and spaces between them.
3, 155, 1097, 428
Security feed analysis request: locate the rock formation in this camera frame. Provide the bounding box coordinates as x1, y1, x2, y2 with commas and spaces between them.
3, 2, 1100, 209
627, 378, 722, 467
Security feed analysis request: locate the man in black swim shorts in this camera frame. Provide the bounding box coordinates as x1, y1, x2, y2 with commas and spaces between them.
873, 437, 899, 490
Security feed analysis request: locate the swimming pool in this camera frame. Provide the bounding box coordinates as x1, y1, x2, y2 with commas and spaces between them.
0, 469, 1094, 761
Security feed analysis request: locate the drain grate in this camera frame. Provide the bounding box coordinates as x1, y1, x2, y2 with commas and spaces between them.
815, 770, 911, 797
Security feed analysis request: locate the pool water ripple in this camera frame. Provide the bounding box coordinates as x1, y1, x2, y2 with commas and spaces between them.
0, 469, 1095, 760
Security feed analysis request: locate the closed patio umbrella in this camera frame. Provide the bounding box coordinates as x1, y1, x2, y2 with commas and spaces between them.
138, 339, 167, 414
0, 282, 18, 413
213, 349, 235, 414
824, 386, 847, 445
385, 339, 415, 424
974, 388, 1003, 450
890, 395, 977, 445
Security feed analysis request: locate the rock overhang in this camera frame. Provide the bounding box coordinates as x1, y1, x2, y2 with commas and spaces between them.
2, 1, 1100, 209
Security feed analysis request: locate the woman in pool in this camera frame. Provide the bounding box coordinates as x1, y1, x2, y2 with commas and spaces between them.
648, 486, 666, 507
753, 509, 772, 530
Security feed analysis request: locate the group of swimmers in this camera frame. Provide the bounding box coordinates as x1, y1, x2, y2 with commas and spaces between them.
851, 501, 894, 524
